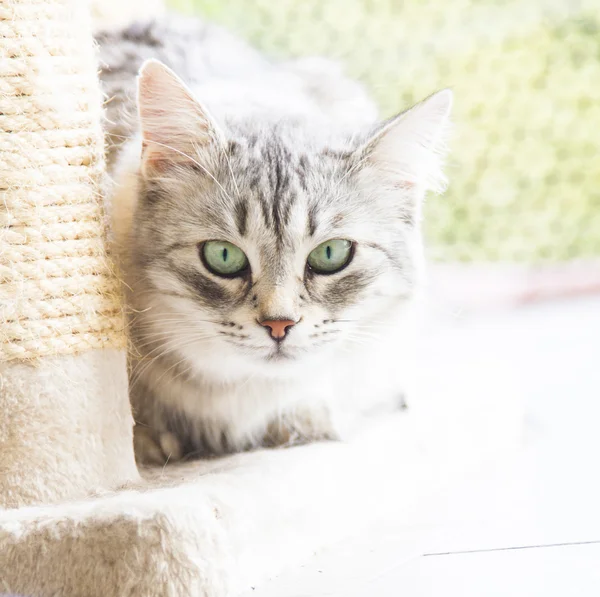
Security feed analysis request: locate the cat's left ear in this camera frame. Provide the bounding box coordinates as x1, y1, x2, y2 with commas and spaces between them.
137, 59, 222, 177
355, 89, 452, 197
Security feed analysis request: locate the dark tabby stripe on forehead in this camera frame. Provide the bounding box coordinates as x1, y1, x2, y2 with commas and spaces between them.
271, 158, 285, 239
296, 154, 310, 191
234, 199, 248, 236
256, 184, 272, 228
268, 144, 292, 242
307, 202, 319, 236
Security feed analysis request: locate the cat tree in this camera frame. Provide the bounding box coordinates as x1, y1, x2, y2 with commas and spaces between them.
0, 1, 521, 595
0, 0, 138, 509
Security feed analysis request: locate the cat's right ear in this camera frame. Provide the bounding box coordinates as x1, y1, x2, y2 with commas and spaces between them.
137, 60, 221, 177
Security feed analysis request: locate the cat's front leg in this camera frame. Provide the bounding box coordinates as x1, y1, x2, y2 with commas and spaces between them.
263, 404, 340, 448
263, 386, 408, 450
133, 424, 184, 466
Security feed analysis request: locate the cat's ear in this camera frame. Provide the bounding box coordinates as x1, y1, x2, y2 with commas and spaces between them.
356, 89, 452, 196
136, 59, 221, 177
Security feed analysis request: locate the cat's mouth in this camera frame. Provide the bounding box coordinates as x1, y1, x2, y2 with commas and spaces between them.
265, 344, 295, 362
222, 337, 299, 361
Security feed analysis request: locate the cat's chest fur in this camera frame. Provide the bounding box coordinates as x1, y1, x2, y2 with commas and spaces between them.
132, 316, 409, 459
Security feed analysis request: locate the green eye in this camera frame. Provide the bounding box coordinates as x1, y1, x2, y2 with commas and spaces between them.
202, 241, 249, 277
307, 239, 353, 274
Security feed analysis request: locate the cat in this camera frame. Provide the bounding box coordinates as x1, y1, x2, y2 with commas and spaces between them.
97, 16, 452, 465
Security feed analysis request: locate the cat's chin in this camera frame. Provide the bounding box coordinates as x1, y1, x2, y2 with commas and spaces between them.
253, 347, 304, 371
264, 350, 294, 363
245, 345, 330, 379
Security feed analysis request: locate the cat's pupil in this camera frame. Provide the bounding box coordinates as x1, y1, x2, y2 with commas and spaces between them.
223, 247, 228, 262
326, 245, 332, 260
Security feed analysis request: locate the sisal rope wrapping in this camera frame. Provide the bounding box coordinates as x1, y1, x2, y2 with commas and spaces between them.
0, 0, 125, 361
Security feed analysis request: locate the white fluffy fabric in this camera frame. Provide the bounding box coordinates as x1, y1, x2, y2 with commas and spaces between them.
0, 350, 138, 509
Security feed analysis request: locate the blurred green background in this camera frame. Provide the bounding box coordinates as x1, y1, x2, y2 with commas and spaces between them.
170, 0, 600, 263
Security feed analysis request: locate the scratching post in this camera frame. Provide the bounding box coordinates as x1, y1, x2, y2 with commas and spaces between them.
0, 0, 138, 507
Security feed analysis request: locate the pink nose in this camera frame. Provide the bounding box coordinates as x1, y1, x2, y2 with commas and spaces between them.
259, 319, 296, 340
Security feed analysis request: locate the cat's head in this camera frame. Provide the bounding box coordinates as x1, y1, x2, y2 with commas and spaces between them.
126, 60, 451, 381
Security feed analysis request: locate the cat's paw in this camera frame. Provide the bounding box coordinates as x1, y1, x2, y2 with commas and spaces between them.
263, 405, 340, 448
133, 425, 183, 466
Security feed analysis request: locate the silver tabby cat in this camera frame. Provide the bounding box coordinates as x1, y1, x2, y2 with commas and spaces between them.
97, 16, 452, 465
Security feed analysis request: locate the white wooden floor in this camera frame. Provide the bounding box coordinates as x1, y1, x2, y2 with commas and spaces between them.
245, 295, 600, 596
